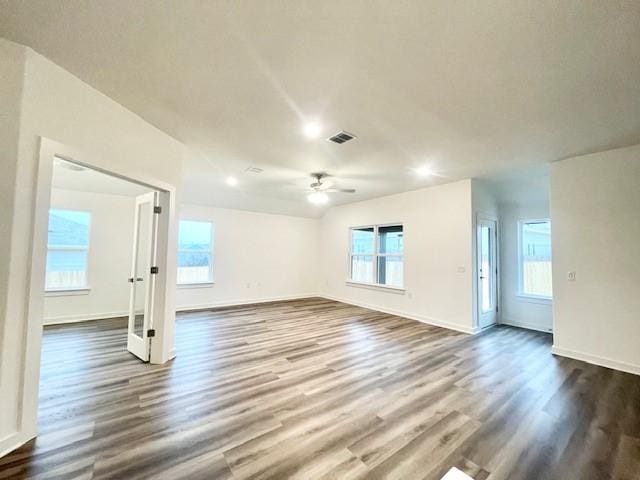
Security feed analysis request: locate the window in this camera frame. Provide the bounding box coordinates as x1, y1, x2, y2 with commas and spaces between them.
519, 219, 552, 299
350, 224, 404, 288
46, 209, 91, 290
178, 220, 214, 284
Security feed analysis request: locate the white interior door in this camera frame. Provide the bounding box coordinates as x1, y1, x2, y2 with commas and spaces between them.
127, 191, 159, 361
477, 217, 498, 329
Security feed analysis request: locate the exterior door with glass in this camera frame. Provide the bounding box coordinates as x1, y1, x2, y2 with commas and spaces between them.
477, 217, 498, 329
127, 192, 159, 361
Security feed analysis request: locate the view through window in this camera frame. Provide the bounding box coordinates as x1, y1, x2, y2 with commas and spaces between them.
350, 224, 404, 288
178, 220, 214, 284
46, 209, 91, 290
520, 219, 552, 298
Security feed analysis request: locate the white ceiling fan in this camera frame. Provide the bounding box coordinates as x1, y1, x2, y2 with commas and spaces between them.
307, 172, 356, 205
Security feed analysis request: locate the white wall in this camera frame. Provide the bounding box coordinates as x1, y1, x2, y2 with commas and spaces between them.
0, 38, 27, 458
0, 40, 185, 455
43, 189, 136, 324
550, 144, 640, 375
176, 204, 319, 309
499, 203, 553, 332
42, 197, 320, 320
319, 180, 475, 333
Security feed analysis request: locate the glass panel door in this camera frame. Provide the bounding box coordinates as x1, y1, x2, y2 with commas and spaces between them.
127, 192, 158, 361
477, 218, 498, 329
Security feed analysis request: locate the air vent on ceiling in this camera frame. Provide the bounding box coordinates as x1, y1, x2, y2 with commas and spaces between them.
327, 131, 356, 144
245, 166, 263, 174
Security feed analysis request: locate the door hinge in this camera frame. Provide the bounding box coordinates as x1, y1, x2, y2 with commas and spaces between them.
150, 266, 159, 274
153, 206, 162, 214
147, 329, 156, 337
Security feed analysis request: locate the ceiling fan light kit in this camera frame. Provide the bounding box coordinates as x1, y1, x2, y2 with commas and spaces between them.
306, 172, 356, 205
307, 191, 329, 205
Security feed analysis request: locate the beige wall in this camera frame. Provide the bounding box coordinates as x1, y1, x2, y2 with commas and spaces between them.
319, 180, 475, 333
550, 144, 640, 374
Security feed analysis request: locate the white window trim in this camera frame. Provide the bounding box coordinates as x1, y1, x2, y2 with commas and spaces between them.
347, 223, 404, 291
346, 280, 405, 293
45, 287, 91, 297
177, 281, 215, 289
177, 219, 215, 286
517, 218, 552, 302
45, 209, 91, 292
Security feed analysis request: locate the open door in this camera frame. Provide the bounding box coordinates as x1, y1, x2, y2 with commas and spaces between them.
477, 217, 498, 329
127, 191, 159, 361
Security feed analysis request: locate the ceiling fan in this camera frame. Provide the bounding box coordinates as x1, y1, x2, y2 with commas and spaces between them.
307, 172, 356, 205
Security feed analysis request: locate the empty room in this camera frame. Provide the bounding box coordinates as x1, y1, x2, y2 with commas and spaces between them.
0, 2, 639, 479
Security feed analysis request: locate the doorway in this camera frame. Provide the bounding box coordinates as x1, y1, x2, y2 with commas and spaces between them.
44, 157, 163, 362
477, 217, 498, 329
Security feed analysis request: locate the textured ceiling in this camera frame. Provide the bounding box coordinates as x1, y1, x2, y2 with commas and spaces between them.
1, 0, 639, 217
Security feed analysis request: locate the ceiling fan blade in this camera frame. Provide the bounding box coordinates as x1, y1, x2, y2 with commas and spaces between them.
324, 188, 356, 193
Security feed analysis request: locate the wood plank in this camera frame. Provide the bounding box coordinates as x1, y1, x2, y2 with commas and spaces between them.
1, 298, 638, 479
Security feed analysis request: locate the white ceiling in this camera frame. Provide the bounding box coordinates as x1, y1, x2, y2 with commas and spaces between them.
52, 159, 153, 197
2, 1, 639, 217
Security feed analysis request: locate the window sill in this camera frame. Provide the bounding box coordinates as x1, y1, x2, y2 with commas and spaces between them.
45, 287, 91, 297
177, 282, 215, 289
516, 294, 552, 305
346, 281, 405, 294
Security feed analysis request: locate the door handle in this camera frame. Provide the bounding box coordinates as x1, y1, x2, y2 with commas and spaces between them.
128, 277, 144, 283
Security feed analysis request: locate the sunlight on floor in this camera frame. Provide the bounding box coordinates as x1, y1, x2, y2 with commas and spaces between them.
441, 467, 474, 480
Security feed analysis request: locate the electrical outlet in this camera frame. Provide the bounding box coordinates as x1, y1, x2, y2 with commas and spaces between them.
567, 271, 576, 282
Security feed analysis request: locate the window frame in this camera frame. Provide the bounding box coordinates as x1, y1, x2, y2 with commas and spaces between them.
348, 223, 405, 292
517, 218, 552, 302
177, 219, 215, 286
45, 208, 92, 293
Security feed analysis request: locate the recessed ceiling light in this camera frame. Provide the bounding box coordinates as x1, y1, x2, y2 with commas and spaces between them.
226, 176, 238, 186
303, 121, 322, 139
415, 166, 434, 177
307, 191, 329, 205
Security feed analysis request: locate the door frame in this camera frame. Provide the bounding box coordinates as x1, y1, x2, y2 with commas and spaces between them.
474, 212, 500, 330
19, 137, 176, 446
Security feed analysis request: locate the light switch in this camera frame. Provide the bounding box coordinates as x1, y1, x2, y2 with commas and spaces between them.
457, 266, 466, 273
567, 271, 576, 281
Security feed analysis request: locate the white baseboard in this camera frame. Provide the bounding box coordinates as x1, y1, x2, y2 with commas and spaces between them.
176, 293, 319, 313
319, 294, 478, 335
499, 317, 553, 333
551, 345, 640, 376
0, 430, 33, 459
43, 310, 129, 325
43, 294, 320, 324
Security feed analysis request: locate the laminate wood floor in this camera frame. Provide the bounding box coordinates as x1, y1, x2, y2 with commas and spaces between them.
1, 298, 639, 480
